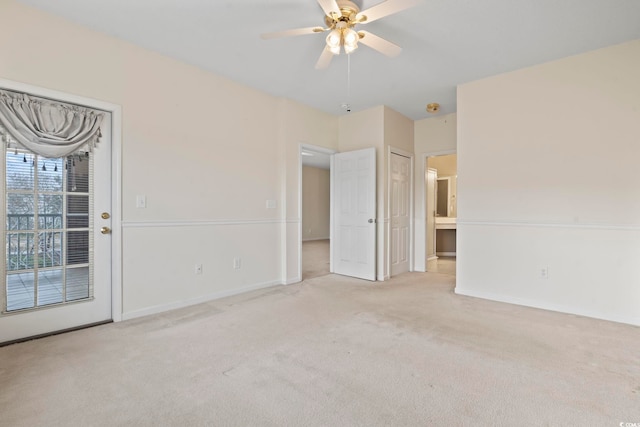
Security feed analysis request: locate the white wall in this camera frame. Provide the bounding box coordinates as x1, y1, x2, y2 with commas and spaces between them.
457, 40, 640, 326
0, 1, 338, 318
413, 113, 457, 271
302, 166, 330, 241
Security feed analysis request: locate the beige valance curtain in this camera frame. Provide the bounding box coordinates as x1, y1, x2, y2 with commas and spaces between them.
0, 89, 104, 158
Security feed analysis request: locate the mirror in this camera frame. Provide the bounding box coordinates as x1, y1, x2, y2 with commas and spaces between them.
437, 178, 449, 216
436, 176, 457, 217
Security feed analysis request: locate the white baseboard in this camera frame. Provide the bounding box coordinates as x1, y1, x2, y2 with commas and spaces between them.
121, 280, 281, 321
454, 287, 640, 327
436, 252, 456, 257
427, 255, 439, 261
284, 276, 302, 285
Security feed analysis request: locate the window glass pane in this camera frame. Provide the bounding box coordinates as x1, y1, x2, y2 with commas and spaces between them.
37, 269, 63, 306
6, 232, 36, 270
6, 272, 35, 311
67, 195, 89, 229
67, 195, 88, 214
66, 266, 89, 301
39, 231, 62, 268
38, 214, 63, 230
6, 195, 35, 231
6, 151, 34, 190
7, 192, 35, 215
67, 214, 89, 229
67, 157, 89, 193
38, 194, 63, 229
38, 158, 63, 192
67, 231, 89, 265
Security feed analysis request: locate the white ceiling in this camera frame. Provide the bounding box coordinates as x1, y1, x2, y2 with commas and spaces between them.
17, 0, 640, 120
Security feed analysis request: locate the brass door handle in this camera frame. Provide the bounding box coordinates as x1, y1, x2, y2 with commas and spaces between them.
101, 226, 111, 235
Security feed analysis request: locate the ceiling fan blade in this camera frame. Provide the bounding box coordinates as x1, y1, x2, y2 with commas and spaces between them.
356, 0, 421, 24
315, 47, 334, 69
358, 31, 402, 57
317, 0, 341, 18
261, 26, 325, 40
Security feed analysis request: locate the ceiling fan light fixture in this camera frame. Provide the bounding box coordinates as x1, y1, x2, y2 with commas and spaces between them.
326, 29, 342, 48
344, 43, 358, 54
343, 28, 358, 46
343, 27, 359, 54
262, 0, 420, 68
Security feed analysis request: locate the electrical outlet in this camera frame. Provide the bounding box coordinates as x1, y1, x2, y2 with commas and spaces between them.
540, 267, 549, 279
233, 258, 241, 269
195, 264, 202, 275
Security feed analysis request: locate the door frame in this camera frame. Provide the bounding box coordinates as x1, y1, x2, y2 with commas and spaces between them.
387, 146, 415, 276
0, 78, 123, 322
298, 143, 336, 281
426, 168, 438, 262
415, 149, 456, 272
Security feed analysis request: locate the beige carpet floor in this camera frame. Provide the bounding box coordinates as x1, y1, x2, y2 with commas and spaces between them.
1, 271, 639, 426
302, 239, 330, 280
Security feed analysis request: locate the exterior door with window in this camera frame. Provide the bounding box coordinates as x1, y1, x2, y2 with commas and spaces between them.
0, 114, 112, 343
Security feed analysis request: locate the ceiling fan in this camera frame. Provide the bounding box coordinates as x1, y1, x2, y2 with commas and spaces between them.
261, 0, 420, 69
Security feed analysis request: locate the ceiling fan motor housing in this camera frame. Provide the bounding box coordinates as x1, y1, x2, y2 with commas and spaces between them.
324, 0, 361, 28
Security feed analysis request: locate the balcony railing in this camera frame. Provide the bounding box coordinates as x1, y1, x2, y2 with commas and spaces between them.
6, 214, 64, 271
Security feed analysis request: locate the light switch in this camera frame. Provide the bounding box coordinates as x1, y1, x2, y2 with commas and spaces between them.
136, 195, 146, 208
266, 199, 276, 209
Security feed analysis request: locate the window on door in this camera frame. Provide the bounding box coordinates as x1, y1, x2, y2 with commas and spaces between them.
4, 149, 93, 312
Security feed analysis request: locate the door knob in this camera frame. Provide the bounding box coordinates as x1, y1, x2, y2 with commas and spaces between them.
101, 212, 110, 219
101, 226, 111, 235
368, 218, 375, 223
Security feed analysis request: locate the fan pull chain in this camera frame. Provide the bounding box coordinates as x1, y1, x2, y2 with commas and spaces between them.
347, 52, 351, 102
341, 52, 352, 113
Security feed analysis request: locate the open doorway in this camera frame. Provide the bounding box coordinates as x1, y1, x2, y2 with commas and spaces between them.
300, 145, 333, 280
426, 153, 457, 275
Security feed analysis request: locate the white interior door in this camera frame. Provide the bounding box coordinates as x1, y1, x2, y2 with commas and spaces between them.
390, 153, 410, 276
0, 114, 112, 343
332, 147, 376, 281
426, 168, 437, 261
